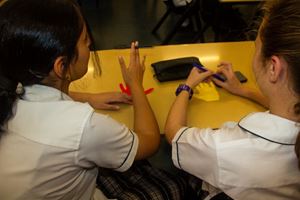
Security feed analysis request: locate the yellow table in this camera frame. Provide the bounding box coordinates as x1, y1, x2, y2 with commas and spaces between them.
70, 41, 265, 132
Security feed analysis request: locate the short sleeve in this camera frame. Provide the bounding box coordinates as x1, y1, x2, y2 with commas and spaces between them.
172, 127, 219, 187
77, 112, 138, 172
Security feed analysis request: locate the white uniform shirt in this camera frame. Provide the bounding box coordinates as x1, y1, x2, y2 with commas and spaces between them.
172, 112, 300, 199
0, 84, 138, 200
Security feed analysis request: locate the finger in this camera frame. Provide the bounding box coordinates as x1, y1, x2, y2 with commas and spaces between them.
121, 99, 133, 104
134, 41, 139, 49
212, 77, 226, 88
118, 56, 127, 76
216, 65, 228, 74
203, 76, 213, 83
121, 99, 133, 105
108, 98, 132, 104
122, 93, 133, 101
135, 41, 140, 63
103, 104, 120, 110
201, 70, 214, 78
218, 61, 232, 67
191, 66, 202, 73
130, 42, 136, 66
116, 92, 133, 102
219, 62, 235, 75
141, 55, 146, 71
216, 65, 232, 78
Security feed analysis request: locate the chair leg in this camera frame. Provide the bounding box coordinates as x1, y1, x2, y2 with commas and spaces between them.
161, 15, 187, 44
193, 30, 204, 43
152, 9, 172, 34
162, 5, 196, 45
194, 10, 204, 43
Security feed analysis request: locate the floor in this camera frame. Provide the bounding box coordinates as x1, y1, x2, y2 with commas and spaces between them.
79, 0, 259, 51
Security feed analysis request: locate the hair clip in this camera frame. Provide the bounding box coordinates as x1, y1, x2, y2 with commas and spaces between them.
15, 82, 24, 95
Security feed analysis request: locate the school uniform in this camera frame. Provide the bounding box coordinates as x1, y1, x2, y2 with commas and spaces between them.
172, 112, 300, 199
0, 84, 138, 200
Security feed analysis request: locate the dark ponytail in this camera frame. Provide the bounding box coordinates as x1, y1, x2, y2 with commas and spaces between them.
0, 0, 85, 136
260, 0, 300, 170
0, 76, 18, 133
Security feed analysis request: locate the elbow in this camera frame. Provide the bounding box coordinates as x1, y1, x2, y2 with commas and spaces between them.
164, 124, 176, 145
147, 131, 161, 156
135, 130, 161, 160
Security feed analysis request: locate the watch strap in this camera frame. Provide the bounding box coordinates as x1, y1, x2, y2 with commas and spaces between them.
175, 84, 193, 99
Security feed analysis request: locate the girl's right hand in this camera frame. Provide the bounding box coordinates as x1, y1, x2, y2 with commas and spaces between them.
212, 61, 245, 96
185, 67, 213, 88
118, 41, 146, 88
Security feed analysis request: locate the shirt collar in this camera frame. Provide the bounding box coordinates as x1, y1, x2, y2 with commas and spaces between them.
238, 112, 299, 145
21, 84, 72, 102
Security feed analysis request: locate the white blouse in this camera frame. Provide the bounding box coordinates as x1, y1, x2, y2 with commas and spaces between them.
172, 112, 300, 199
0, 84, 138, 200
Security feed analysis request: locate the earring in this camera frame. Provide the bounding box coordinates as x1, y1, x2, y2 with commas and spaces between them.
65, 74, 71, 81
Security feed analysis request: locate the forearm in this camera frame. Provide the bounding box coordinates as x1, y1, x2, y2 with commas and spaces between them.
130, 84, 160, 160
69, 91, 90, 103
165, 91, 190, 144
239, 87, 269, 109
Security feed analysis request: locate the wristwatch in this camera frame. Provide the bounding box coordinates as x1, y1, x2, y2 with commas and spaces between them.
175, 84, 193, 99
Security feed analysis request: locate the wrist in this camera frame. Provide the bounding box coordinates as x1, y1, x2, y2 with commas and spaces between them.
236, 87, 251, 98
184, 81, 194, 89
175, 84, 193, 99
129, 83, 144, 94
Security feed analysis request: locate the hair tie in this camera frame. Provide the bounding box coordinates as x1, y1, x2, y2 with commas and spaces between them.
15, 82, 24, 95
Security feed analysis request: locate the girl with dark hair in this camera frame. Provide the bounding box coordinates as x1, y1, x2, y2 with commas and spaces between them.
0, 0, 163, 199
165, 0, 300, 199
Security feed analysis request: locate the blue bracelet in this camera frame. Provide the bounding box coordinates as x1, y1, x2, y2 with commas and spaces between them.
175, 84, 193, 99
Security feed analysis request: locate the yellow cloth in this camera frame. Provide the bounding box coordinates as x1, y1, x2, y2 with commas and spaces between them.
194, 82, 220, 101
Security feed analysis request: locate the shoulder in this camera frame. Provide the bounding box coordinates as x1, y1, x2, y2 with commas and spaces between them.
9, 100, 95, 150
172, 121, 247, 147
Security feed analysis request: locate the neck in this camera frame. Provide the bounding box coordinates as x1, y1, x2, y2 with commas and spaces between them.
40, 71, 70, 94
268, 89, 299, 122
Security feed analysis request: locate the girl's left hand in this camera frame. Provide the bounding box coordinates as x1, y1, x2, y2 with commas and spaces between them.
87, 92, 132, 110
212, 62, 245, 96
70, 91, 132, 110
118, 41, 146, 88
185, 67, 214, 88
